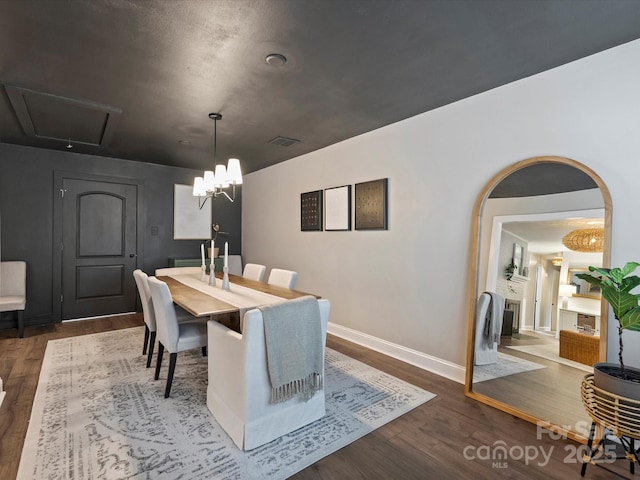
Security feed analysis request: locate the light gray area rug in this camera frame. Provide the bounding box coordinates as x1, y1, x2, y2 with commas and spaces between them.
473, 352, 546, 382
506, 342, 592, 372
18, 327, 435, 480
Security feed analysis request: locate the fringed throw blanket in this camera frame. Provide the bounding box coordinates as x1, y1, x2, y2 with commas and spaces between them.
482, 291, 504, 347
260, 295, 323, 403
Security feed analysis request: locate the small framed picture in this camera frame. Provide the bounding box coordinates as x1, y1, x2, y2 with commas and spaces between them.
355, 178, 388, 230
325, 185, 351, 231
300, 190, 323, 231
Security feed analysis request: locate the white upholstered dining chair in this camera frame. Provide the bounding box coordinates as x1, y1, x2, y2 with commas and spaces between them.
206, 297, 330, 450
0, 261, 26, 338
242, 263, 267, 282
155, 266, 202, 276
267, 268, 298, 289
133, 269, 197, 368
147, 276, 208, 398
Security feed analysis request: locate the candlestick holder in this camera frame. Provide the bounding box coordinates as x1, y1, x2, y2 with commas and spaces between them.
222, 265, 230, 291
208, 266, 216, 286
200, 264, 207, 282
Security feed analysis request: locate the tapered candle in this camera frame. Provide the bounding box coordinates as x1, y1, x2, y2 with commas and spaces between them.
224, 241, 228, 267
201, 243, 205, 266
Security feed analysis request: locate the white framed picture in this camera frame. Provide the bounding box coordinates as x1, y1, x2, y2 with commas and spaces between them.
173, 184, 211, 239
325, 185, 351, 231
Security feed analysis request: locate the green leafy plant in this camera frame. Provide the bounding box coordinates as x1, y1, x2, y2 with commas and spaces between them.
505, 262, 517, 280
577, 262, 640, 375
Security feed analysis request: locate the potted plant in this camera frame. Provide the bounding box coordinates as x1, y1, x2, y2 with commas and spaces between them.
505, 262, 517, 280
577, 262, 640, 399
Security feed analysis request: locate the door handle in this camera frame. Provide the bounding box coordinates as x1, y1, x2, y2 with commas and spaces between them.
129, 253, 137, 258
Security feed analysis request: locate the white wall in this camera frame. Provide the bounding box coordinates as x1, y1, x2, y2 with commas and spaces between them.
243, 39, 640, 381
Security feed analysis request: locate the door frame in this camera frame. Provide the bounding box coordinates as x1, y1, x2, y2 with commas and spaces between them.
533, 265, 543, 330
53, 171, 145, 322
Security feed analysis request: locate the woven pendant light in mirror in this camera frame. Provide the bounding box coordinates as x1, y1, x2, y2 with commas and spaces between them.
562, 228, 604, 252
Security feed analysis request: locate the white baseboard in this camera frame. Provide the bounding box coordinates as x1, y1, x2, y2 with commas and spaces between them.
327, 322, 466, 384
62, 312, 137, 323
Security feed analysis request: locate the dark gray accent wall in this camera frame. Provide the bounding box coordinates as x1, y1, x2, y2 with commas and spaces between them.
0, 142, 241, 330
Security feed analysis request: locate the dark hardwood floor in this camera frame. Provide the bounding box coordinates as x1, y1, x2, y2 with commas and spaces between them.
0, 317, 632, 479
473, 331, 592, 436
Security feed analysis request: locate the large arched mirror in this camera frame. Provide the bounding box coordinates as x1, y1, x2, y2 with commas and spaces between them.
465, 156, 611, 442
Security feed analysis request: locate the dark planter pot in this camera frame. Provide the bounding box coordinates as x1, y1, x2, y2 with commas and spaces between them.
593, 362, 640, 401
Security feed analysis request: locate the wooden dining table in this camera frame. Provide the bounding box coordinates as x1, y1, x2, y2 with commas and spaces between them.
157, 271, 319, 332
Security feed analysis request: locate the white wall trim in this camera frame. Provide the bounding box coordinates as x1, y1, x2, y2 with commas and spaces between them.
328, 322, 466, 384
0, 377, 5, 409
61, 312, 137, 323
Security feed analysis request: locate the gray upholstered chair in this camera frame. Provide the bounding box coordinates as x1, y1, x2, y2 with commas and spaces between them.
148, 276, 208, 398
133, 270, 154, 360
133, 269, 198, 368
0, 261, 26, 338
228, 255, 243, 276
242, 263, 267, 282
267, 268, 298, 289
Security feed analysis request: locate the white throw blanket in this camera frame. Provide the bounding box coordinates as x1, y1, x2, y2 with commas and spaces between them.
260, 296, 323, 403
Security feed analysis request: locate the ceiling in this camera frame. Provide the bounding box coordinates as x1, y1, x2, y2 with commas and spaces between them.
2, 1, 640, 175
493, 163, 604, 256
504, 216, 604, 256
489, 163, 598, 198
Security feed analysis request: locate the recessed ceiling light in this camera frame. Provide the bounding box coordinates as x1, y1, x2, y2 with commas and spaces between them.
178, 139, 191, 145
265, 53, 287, 66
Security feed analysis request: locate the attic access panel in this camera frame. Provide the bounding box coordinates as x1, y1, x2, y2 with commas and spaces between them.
4, 85, 121, 147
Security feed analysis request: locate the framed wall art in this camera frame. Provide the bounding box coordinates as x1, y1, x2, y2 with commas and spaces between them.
324, 185, 351, 231
300, 190, 323, 231
512, 242, 524, 276
355, 178, 388, 230
173, 184, 212, 239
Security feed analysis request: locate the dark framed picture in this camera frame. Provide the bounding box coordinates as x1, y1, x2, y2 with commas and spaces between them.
324, 185, 351, 231
355, 178, 388, 230
300, 190, 323, 231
